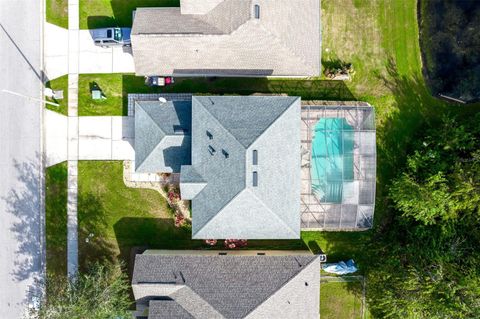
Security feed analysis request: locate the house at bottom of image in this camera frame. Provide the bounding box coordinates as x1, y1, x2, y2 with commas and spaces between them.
131, 250, 320, 319
128, 94, 377, 239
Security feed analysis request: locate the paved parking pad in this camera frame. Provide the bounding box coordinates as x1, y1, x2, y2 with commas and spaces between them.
44, 113, 135, 166
78, 116, 134, 160
44, 26, 135, 79
78, 31, 135, 74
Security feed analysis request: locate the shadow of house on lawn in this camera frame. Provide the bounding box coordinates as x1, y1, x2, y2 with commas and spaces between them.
113, 217, 311, 277
113, 217, 201, 275
121, 74, 357, 114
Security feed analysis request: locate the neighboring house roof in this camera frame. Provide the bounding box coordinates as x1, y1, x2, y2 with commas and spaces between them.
132, 254, 320, 319
182, 96, 301, 239
131, 0, 321, 76
134, 100, 192, 173
148, 300, 195, 319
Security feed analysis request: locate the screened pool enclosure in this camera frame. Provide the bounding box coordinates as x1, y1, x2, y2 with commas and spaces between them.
301, 102, 376, 230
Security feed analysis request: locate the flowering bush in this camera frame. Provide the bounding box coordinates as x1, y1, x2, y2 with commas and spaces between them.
174, 213, 185, 227
224, 239, 248, 249
168, 191, 180, 204
205, 239, 217, 246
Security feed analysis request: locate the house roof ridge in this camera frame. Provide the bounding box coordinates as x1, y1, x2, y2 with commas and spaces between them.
256, 23, 314, 73
193, 96, 247, 148
135, 101, 166, 134
244, 255, 319, 317
247, 189, 299, 238
134, 102, 167, 170
194, 95, 298, 148
192, 187, 246, 238
135, 136, 168, 172
194, 188, 298, 239
170, 286, 224, 318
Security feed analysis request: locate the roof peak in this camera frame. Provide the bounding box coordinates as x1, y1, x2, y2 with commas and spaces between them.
193, 95, 299, 148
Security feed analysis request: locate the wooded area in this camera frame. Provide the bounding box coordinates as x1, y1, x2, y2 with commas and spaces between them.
420, 0, 480, 102
367, 112, 480, 318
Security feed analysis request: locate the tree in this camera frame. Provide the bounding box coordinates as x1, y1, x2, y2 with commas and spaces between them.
33, 263, 132, 319
367, 113, 480, 318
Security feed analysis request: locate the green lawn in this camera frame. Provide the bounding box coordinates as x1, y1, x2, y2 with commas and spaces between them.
79, 0, 179, 29
45, 75, 68, 115
320, 281, 366, 319
78, 73, 355, 116
45, 162, 68, 277
77, 161, 191, 270
76, 161, 365, 270
78, 74, 125, 116
46, 0, 68, 29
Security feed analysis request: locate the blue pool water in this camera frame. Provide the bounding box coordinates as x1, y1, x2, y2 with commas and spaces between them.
311, 118, 354, 203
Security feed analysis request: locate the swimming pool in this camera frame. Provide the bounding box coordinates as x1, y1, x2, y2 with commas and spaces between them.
310, 118, 354, 203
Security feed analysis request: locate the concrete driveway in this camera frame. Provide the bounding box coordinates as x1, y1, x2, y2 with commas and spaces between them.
44, 23, 135, 79
78, 30, 135, 74
78, 116, 135, 160
44, 111, 135, 166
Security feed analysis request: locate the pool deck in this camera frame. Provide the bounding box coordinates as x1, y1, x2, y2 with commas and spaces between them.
300, 102, 376, 231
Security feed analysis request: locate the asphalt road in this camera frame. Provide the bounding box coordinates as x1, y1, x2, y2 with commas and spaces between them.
0, 0, 43, 317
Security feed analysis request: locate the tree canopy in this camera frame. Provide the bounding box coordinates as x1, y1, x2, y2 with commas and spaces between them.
367, 113, 480, 318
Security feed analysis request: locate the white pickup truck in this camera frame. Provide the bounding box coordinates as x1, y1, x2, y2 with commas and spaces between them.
92, 27, 131, 48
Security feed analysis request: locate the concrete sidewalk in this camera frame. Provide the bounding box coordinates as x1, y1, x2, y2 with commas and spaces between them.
67, 0, 80, 278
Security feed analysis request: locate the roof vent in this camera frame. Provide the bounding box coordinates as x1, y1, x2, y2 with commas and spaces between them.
206, 130, 213, 140
208, 145, 216, 155
253, 171, 258, 187
158, 97, 167, 103
179, 271, 186, 283
254, 5, 260, 19
222, 149, 229, 159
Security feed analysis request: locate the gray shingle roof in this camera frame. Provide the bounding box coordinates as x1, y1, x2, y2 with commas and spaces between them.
131, 0, 321, 76
133, 95, 301, 239
135, 100, 192, 173
183, 96, 301, 239
132, 254, 320, 319
195, 96, 298, 147
148, 300, 195, 319
131, 8, 223, 35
